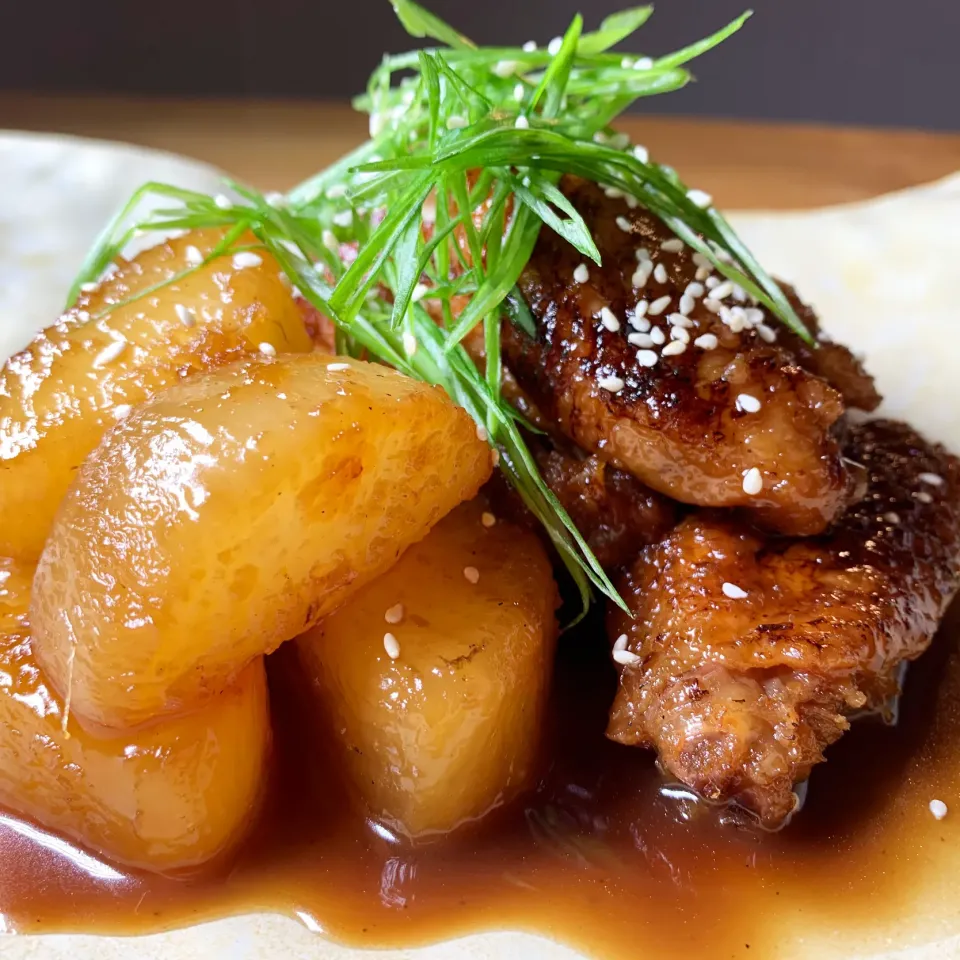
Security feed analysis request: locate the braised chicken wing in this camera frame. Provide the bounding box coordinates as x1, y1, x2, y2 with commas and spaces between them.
607, 420, 960, 827
533, 442, 676, 569
504, 176, 879, 536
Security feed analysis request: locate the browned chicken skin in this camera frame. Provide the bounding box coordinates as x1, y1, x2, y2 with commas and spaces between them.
534, 442, 677, 569
505, 176, 880, 536
606, 420, 960, 827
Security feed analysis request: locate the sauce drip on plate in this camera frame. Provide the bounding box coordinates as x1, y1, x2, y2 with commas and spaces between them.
1, 603, 958, 959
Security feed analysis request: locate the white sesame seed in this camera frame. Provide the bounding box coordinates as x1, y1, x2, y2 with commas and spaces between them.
476, 424, 489, 442
79, 281, 99, 293
547, 36, 563, 55
667, 313, 693, 328
721, 307, 745, 334
214, 193, 232, 209
756, 323, 777, 343
661, 340, 686, 357
703, 298, 722, 314
92, 339, 127, 368
628, 332, 654, 348
446, 114, 468, 130
604, 186, 625, 199
636, 349, 659, 368
609, 132, 631, 150
174, 304, 196, 327
463, 566, 480, 584
633, 299, 649, 317
615, 215, 632, 233
648, 295, 671, 316
613, 649, 642, 666
722, 582, 748, 600
705, 276, 720, 290
679, 294, 695, 316
513, 82, 526, 101
930, 799, 948, 820
411, 282, 429, 302
653, 263, 668, 284
331, 210, 353, 227
326, 362, 350, 371
325, 184, 347, 199
630, 309, 651, 332
670, 326, 690, 344
631, 267, 649, 289
884, 512, 901, 524
613, 633, 629, 652
650, 326, 666, 345
385, 604, 405, 625
322, 230, 338, 250
259, 342, 277, 357
711, 280, 734, 300
620, 56, 634, 69
919, 472, 945, 486
736, 393, 762, 413
660, 238, 684, 253
522, 40, 537, 52
633, 144, 649, 163
732, 284, 747, 303
742, 467, 763, 495
633, 57, 653, 70
744, 308, 765, 329
492, 59, 518, 77
635, 246, 651, 262
598, 374, 626, 393
233, 251, 263, 270
686, 188, 713, 208
692, 253, 711, 268
625, 194, 639, 209
384, 632, 401, 660
573, 263, 590, 284
599, 307, 621, 332
685, 282, 705, 299
481, 511, 497, 528
515, 114, 530, 130
402, 331, 417, 356
914, 490, 934, 504
694, 333, 718, 350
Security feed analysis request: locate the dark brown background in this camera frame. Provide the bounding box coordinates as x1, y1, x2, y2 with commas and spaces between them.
2, 0, 958, 130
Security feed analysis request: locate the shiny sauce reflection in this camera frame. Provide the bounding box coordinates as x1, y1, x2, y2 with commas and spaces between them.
0, 601, 959, 959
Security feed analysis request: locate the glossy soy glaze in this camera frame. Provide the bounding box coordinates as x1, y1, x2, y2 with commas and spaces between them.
0, 601, 958, 960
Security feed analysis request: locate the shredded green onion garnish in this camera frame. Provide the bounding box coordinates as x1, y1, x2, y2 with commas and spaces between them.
67, 0, 811, 618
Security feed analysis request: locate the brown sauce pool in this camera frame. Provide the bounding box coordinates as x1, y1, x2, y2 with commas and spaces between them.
2, 601, 960, 958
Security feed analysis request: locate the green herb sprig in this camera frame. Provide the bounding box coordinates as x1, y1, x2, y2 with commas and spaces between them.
68, 0, 809, 617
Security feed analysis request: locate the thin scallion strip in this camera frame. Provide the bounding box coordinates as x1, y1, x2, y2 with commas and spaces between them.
67, 0, 809, 617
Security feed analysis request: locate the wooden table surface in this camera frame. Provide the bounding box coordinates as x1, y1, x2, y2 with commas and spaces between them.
2, 95, 959, 210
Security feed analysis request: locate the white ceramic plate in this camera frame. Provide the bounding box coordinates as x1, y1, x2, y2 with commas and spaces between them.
0, 132, 958, 960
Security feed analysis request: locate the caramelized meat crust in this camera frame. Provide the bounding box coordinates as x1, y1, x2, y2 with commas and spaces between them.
535, 444, 676, 569
505, 176, 880, 535
606, 420, 960, 827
